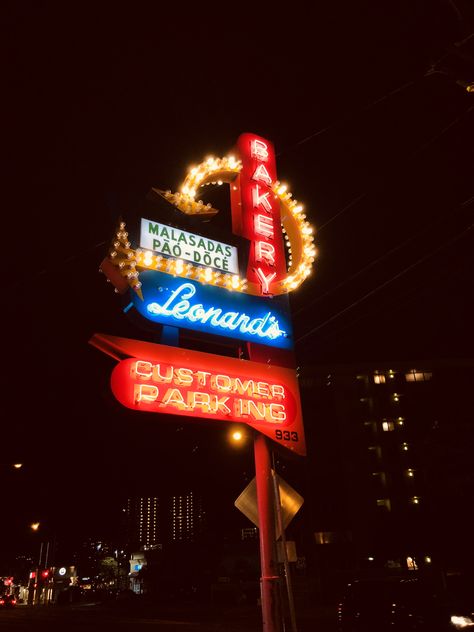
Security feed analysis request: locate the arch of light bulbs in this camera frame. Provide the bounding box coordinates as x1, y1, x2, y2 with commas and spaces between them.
107, 155, 316, 297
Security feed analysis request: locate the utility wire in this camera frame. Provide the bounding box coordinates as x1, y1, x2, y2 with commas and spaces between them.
3, 240, 108, 297
291, 103, 473, 322
8, 81, 472, 297
293, 194, 474, 317
276, 78, 419, 157
312, 244, 472, 351
295, 222, 473, 344
316, 104, 473, 232
277, 33, 473, 160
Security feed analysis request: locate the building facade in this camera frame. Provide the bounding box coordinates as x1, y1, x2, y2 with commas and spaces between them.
125, 496, 160, 549
125, 491, 206, 548
299, 359, 474, 580
170, 491, 205, 542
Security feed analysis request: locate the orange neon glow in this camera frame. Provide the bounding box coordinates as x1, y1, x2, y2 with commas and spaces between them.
256, 241, 276, 266
250, 139, 269, 161
254, 213, 275, 238
108, 337, 305, 455
255, 268, 277, 294
252, 163, 273, 186
102, 136, 315, 298
129, 359, 289, 424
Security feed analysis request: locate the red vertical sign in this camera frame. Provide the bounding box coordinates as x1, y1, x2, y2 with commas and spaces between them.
231, 133, 287, 295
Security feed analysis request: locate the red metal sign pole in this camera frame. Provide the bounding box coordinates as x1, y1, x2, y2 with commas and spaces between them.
254, 431, 282, 632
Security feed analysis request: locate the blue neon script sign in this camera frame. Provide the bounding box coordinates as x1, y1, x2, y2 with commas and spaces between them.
128, 270, 293, 349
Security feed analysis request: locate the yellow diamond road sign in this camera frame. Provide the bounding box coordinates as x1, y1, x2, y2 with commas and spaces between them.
234, 472, 304, 539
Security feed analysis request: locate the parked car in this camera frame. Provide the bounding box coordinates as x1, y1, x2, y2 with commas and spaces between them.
337, 574, 474, 631
0, 594, 16, 608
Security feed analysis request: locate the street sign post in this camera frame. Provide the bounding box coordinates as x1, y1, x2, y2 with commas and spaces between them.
93, 133, 316, 632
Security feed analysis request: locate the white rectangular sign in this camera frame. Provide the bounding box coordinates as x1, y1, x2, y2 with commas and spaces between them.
140, 218, 239, 274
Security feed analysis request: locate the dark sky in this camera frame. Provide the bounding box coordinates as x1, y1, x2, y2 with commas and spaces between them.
1, 2, 473, 558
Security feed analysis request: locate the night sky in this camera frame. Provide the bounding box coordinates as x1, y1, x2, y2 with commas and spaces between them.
2, 2, 473, 560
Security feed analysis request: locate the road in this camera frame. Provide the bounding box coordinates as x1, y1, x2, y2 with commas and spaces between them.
0, 601, 338, 631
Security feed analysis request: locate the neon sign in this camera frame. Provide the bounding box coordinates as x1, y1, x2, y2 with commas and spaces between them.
233, 134, 286, 295
102, 133, 316, 299
94, 135, 310, 472
103, 335, 305, 455
130, 270, 293, 349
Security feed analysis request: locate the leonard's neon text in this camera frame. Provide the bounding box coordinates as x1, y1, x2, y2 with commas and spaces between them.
129, 270, 293, 349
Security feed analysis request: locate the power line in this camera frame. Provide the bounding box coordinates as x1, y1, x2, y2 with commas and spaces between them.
295, 221, 473, 344
290, 102, 473, 323
276, 78, 419, 158
3, 240, 108, 296
316, 103, 473, 232
277, 33, 473, 161
311, 244, 472, 352
293, 194, 474, 317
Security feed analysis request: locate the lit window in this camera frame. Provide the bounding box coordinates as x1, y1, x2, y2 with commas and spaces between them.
368, 445, 382, 458
372, 472, 387, 485
374, 374, 385, 384
405, 370, 432, 382
382, 421, 394, 432
376, 498, 391, 510
407, 557, 417, 571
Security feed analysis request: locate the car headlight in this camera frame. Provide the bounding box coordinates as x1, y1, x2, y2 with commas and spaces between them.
451, 615, 474, 628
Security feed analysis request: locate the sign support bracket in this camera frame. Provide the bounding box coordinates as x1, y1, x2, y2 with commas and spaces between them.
254, 432, 282, 632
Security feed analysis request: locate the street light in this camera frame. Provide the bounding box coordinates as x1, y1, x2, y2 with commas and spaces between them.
229, 427, 246, 445
29, 522, 54, 605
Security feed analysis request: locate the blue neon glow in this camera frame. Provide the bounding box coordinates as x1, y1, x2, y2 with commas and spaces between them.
130, 270, 293, 349
147, 283, 286, 339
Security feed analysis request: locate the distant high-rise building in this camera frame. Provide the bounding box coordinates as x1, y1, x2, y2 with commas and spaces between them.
241, 527, 258, 541
170, 491, 205, 542
125, 496, 160, 548
300, 359, 474, 574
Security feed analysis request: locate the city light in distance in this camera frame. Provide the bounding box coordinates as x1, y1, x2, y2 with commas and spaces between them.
30, 522, 40, 531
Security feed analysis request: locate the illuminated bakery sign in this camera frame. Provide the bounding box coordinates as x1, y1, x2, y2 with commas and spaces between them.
95, 134, 313, 454
139, 218, 239, 273
91, 334, 305, 456
101, 134, 316, 300
231, 134, 287, 294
